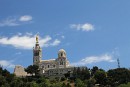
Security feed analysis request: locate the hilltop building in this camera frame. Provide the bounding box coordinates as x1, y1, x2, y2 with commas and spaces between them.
14, 35, 74, 77
33, 35, 73, 77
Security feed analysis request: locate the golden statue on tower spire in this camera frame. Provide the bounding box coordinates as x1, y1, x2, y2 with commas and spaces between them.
36, 34, 39, 43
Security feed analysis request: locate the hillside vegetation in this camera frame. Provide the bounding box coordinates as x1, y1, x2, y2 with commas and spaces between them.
0, 65, 130, 87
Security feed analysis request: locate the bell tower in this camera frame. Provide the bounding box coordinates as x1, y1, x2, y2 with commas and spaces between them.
33, 35, 42, 65
57, 49, 69, 68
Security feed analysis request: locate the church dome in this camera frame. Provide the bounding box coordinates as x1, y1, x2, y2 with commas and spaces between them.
58, 49, 66, 58
58, 49, 66, 53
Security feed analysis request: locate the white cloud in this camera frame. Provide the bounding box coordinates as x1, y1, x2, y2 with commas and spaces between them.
0, 60, 15, 68
0, 34, 61, 49
39, 35, 52, 47
50, 39, 61, 46
17, 32, 22, 36
70, 23, 94, 32
19, 15, 32, 22
0, 18, 19, 27
71, 54, 116, 66
0, 15, 32, 27
25, 32, 33, 36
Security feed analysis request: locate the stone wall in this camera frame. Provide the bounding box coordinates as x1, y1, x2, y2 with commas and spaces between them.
14, 65, 27, 77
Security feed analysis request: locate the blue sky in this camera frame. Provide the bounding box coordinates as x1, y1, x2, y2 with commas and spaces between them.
0, 0, 130, 72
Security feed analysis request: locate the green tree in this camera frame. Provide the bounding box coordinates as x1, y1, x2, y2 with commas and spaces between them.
0, 66, 3, 75
25, 65, 39, 76
51, 82, 62, 87
94, 70, 107, 86
2, 69, 10, 77
36, 76, 46, 83
81, 67, 90, 80
61, 83, 67, 87
118, 82, 130, 87
26, 81, 38, 87
85, 78, 96, 87
10, 77, 24, 87
75, 78, 86, 87
1, 83, 10, 87
0, 75, 6, 86
91, 66, 99, 77
107, 68, 130, 86
66, 83, 71, 87
64, 71, 71, 79
73, 67, 90, 80
6, 73, 15, 83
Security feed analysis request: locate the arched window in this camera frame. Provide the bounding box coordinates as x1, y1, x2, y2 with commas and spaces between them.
60, 61, 63, 65
61, 53, 63, 57
53, 65, 55, 67
43, 70, 45, 73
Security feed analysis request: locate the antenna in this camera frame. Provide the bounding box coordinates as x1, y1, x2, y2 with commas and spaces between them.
117, 58, 120, 68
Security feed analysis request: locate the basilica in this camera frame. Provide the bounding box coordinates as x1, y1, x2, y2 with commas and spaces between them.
14, 35, 73, 77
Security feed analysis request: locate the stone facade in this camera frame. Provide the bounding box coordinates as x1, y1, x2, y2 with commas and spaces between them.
14, 35, 73, 77
14, 65, 27, 77
33, 35, 73, 77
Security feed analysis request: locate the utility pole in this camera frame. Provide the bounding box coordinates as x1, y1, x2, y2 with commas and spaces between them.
117, 58, 120, 68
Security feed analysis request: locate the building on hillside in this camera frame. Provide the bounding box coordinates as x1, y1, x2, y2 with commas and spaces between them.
14, 35, 74, 77
33, 35, 74, 77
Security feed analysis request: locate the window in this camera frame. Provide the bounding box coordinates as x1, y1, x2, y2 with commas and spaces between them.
53, 65, 55, 67
34, 52, 39, 56
48, 65, 49, 68
61, 53, 63, 57
60, 61, 63, 65
43, 70, 45, 73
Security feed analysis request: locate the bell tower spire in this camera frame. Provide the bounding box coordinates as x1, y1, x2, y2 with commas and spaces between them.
36, 35, 39, 44
33, 35, 42, 65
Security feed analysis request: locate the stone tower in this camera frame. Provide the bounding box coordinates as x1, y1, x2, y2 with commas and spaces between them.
57, 49, 69, 68
33, 35, 42, 65
58, 49, 66, 58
